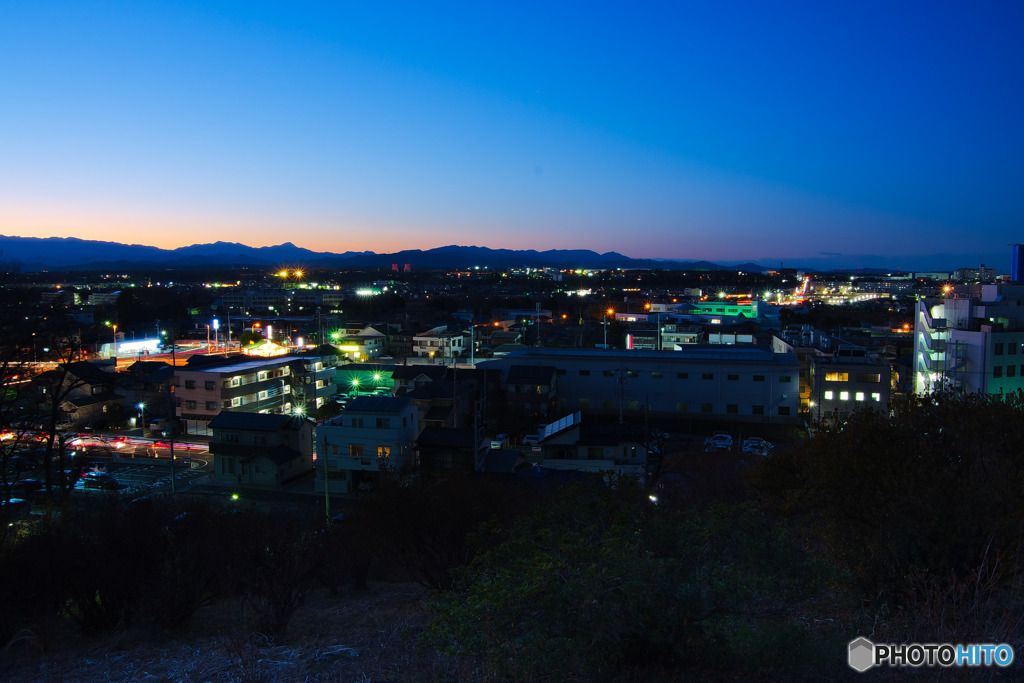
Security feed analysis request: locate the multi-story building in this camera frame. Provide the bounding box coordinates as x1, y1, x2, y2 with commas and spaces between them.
808, 350, 892, 422
480, 347, 801, 424
290, 346, 340, 417
315, 396, 419, 495
914, 284, 1024, 397
774, 328, 894, 420
176, 357, 294, 436
174, 348, 339, 435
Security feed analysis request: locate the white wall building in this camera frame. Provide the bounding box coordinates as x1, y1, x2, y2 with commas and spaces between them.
315, 396, 419, 495
914, 284, 1024, 397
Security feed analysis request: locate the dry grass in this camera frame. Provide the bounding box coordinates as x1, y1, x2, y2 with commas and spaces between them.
0, 582, 479, 682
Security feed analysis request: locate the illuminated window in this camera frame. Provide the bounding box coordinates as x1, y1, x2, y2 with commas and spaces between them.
840, 391, 850, 400
856, 373, 881, 383
824, 391, 833, 400
377, 446, 391, 458
825, 372, 849, 382
871, 393, 881, 401
855, 392, 865, 401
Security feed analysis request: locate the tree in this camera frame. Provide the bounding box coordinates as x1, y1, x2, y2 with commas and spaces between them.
751, 390, 1024, 602
428, 482, 829, 680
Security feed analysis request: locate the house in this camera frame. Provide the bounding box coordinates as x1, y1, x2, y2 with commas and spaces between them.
391, 364, 448, 395
412, 326, 465, 362
333, 325, 387, 361
416, 426, 477, 478
208, 412, 314, 489
33, 361, 123, 429
315, 396, 419, 495
504, 365, 558, 418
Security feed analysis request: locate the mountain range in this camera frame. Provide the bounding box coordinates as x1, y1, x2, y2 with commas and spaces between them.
0, 235, 776, 273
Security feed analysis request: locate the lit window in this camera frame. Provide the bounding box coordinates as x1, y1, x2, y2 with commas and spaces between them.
871, 393, 881, 401
855, 392, 865, 401
840, 391, 850, 400
824, 391, 834, 400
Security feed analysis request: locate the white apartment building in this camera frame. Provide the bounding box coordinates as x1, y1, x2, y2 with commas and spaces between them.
914, 284, 1024, 397
315, 396, 419, 495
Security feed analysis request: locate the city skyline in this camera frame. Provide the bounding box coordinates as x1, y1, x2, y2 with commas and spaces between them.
3, 2, 1022, 271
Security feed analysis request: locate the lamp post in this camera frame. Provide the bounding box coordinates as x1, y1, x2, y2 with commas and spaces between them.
112, 324, 118, 360
137, 402, 145, 435
603, 308, 614, 348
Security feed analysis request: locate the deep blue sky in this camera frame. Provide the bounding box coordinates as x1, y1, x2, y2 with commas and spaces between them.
2, 1, 1022, 270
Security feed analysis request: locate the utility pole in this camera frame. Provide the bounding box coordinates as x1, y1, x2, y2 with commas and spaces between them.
168, 343, 176, 495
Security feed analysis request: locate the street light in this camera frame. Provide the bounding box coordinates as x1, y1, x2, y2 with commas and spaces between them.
604, 308, 614, 348
137, 402, 145, 434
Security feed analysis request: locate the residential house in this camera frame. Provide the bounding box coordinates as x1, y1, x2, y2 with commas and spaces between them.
504, 365, 558, 418
208, 412, 314, 488
315, 396, 419, 495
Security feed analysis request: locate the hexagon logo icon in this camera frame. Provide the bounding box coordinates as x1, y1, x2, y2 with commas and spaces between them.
848, 637, 875, 672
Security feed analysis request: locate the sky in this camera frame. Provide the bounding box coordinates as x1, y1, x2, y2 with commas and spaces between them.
2, 1, 1023, 270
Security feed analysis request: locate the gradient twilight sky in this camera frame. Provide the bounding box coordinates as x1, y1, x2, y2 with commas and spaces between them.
2, 1, 1022, 270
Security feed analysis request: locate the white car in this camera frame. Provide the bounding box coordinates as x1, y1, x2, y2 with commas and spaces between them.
741, 437, 773, 456
704, 434, 734, 451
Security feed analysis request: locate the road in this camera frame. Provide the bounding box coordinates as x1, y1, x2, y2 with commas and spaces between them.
82, 459, 210, 491
68, 434, 211, 491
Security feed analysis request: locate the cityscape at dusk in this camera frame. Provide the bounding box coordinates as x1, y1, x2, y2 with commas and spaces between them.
4, 2, 1023, 269
5, 4, 1024, 680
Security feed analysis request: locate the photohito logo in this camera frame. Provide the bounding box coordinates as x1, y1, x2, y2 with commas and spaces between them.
848, 637, 1014, 672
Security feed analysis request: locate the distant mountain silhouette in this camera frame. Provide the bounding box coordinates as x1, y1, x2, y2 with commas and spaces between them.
0, 235, 778, 272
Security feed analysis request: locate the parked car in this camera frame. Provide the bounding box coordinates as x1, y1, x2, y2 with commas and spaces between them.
704, 434, 734, 451
741, 437, 773, 456
80, 471, 120, 491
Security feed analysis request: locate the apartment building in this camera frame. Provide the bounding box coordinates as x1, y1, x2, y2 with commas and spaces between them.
914, 284, 1024, 397
175, 357, 294, 436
